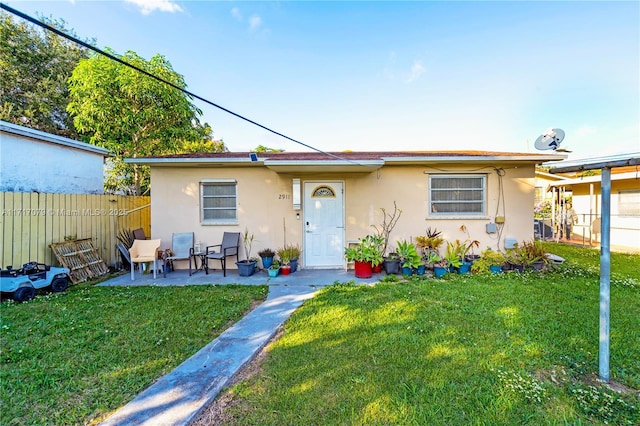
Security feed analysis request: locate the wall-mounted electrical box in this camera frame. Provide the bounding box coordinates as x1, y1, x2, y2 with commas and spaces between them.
486, 222, 497, 234
495, 216, 505, 224
292, 178, 301, 210
505, 237, 518, 249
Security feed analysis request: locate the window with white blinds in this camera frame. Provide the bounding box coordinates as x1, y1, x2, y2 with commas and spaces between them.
429, 175, 486, 215
201, 181, 237, 223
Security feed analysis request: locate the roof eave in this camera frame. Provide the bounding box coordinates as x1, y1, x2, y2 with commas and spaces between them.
0, 120, 111, 156
384, 154, 567, 164
263, 160, 384, 173
124, 157, 264, 166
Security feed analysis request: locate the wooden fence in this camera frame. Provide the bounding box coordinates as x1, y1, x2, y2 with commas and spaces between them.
0, 192, 150, 270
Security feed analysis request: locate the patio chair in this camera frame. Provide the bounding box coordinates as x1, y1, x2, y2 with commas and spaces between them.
116, 242, 131, 270
133, 228, 147, 240
129, 239, 161, 280
205, 232, 240, 277
163, 232, 195, 277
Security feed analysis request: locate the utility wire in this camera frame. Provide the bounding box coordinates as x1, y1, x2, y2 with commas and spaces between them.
1, 2, 369, 165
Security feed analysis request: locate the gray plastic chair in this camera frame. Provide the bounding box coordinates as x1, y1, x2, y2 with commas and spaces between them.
163, 232, 195, 277
205, 232, 240, 277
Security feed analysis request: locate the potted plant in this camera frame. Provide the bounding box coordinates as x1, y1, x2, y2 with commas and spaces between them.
425, 250, 441, 269
267, 259, 280, 278
505, 241, 543, 273
371, 202, 403, 275
361, 234, 384, 273
371, 202, 402, 258
383, 250, 400, 275
237, 228, 258, 277
415, 227, 444, 257
285, 244, 301, 272
471, 248, 506, 274
432, 255, 449, 278
344, 235, 382, 278
344, 238, 373, 278
396, 240, 421, 276
459, 225, 481, 262
444, 241, 463, 272
258, 248, 275, 269
276, 246, 291, 275
520, 240, 548, 271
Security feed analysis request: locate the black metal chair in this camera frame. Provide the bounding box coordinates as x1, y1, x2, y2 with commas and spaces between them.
205, 232, 240, 277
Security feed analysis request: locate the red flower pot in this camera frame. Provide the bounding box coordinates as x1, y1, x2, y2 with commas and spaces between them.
280, 265, 291, 276
372, 263, 383, 273
354, 261, 373, 278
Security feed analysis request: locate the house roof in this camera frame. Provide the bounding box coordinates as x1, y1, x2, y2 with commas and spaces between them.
0, 120, 110, 156
535, 169, 572, 181
126, 150, 566, 173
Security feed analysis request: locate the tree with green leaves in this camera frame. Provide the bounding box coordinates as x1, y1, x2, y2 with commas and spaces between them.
253, 145, 283, 153
68, 49, 223, 195
0, 12, 90, 137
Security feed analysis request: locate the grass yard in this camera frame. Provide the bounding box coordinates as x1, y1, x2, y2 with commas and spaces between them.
200, 243, 639, 425
0, 282, 268, 425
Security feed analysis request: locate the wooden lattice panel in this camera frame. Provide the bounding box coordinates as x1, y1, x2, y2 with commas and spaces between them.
50, 239, 108, 283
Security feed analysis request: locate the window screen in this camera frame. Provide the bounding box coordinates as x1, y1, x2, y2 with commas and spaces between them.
201, 181, 237, 223
429, 175, 486, 215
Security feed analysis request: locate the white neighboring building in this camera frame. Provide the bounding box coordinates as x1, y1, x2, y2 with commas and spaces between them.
0, 121, 109, 194
547, 153, 640, 253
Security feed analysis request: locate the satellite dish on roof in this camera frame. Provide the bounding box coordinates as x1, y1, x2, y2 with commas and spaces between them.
534, 128, 566, 151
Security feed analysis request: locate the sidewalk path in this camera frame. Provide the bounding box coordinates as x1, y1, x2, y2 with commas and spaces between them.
98, 269, 379, 425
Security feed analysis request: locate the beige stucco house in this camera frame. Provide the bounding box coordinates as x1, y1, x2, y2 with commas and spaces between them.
534, 169, 571, 204
126, 150, 565, 270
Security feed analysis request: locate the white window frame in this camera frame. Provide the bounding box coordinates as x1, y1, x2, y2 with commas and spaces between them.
200, 179, 238, 225
618, 189, 640, 216
428, 174, 487, 217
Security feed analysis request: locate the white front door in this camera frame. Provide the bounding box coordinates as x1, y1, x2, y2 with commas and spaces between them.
303, 181, 345, 268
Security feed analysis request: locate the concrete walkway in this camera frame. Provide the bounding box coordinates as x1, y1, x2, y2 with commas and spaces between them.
98, 268, 379, 426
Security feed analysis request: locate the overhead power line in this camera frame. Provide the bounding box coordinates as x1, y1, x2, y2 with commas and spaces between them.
0, 2, 367, 165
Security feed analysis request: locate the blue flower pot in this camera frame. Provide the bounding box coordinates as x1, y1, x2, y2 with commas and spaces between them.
261, 256, 273, 269
416, 264, 426, 275
401, 266, 413, 276
267, 268, 279, 277
433, 266, 447, 278
236, 260, 257, 277
457, 262, 471, 274
490, 265, 502, 274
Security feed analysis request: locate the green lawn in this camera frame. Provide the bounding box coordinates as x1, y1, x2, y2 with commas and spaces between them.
208, 243, 639, 425
0, 282, 268, 425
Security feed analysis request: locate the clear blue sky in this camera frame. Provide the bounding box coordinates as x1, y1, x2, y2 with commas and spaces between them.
7, 0, 639, 159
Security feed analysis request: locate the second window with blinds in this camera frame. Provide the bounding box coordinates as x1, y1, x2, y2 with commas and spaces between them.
428, 174, 486, 216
